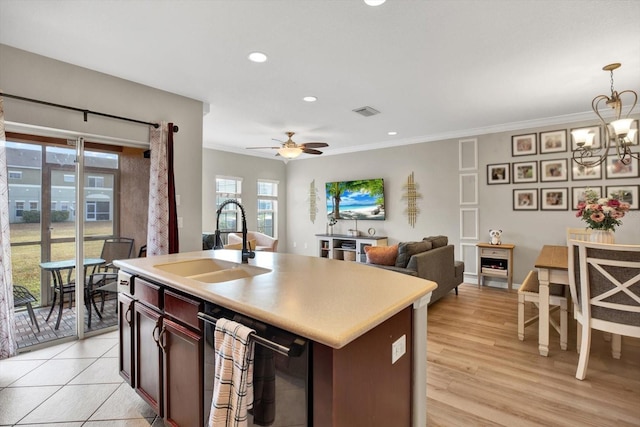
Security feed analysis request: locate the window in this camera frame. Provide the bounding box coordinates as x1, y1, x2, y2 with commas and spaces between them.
257, 180, 278, 237
8, 170, 22, 180
216, 176, 242, 231
15, 201, 24, 218
88, 176, 104, 188
29, 201, 38, 211
63, 174, 75, 183
86, 200, 111, 221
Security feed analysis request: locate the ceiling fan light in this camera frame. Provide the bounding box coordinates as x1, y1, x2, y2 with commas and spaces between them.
278, 147, 303, 159
303, 96, 317, 102
364, 0, 386, 6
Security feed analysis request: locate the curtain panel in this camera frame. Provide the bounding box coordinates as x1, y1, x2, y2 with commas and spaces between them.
147, 122, 179, 256
0, 96, 17, 358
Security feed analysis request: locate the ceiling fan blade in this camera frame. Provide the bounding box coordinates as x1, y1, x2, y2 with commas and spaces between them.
302, 148, 323, 155
301, 142, 328, 148
246, 146, 280, 149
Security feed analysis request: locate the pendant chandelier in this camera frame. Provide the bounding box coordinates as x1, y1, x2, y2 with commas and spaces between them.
571, 63, 638, 167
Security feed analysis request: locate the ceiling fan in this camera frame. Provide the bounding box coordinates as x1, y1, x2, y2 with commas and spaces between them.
247, 132, 329, 159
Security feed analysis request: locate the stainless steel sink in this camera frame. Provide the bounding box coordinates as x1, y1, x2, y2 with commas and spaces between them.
154, 258, 271, 283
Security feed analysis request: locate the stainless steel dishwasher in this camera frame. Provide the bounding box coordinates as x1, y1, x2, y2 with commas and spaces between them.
200, 302, 310, 426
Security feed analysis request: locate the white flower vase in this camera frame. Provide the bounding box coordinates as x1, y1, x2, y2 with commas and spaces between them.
590, 229, 615, 244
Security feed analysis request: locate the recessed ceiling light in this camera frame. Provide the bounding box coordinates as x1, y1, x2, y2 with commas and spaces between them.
303, 96, 317, 102
364, 0, 386, 6
388, 131, 398, 136
248, 52, 268, 63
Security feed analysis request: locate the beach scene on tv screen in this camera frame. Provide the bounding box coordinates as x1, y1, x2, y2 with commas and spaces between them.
326, 179, 385, 220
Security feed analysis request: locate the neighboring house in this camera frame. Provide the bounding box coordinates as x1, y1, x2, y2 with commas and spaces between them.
6, 145, 117, 223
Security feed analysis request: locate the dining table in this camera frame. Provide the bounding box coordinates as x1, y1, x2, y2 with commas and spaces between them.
40, 258, 105, 330
534, 245, 569, 356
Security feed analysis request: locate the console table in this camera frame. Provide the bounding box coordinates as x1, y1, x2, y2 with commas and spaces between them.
316, 234, 388, 263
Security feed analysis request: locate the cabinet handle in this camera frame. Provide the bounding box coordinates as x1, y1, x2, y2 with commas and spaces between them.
124, 303, 133, 326
158, 326, 167, 353
152, 320, 162, 347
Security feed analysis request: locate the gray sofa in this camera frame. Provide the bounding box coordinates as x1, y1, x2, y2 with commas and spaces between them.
367, 236, 464, 305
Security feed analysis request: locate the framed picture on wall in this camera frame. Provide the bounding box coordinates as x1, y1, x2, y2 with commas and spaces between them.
513, 188, 538, 210
571, 162, 602, 181
606, 185, 639, 210
570, 125, 601, 150
487, 163, 510, 184
539, 130, 567, 154
571, 186, 602, 210
541, 188, 569, 210
512, 133, 537, 156
512, 161, 537, 183
540, 158, 568, 182
605, 156, 639, 179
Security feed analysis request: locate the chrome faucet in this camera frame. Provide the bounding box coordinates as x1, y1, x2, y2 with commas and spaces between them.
213, 199, 255, 263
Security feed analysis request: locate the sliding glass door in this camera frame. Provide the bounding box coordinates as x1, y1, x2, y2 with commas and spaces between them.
7, 134, 122, 350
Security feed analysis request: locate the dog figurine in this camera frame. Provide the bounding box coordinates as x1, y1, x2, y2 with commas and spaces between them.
489, 229, 503, 245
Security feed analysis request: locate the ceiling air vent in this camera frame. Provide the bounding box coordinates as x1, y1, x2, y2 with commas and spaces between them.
352, 106, 380, 117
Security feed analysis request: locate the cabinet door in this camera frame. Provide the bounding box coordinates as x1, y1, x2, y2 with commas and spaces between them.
162, 318, 204, 427
118, 293, 135, 386
134, 302, 164, 416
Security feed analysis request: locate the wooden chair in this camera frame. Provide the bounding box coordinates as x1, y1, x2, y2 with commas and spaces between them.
566, 227, 592, 243
567, 240, 640, 380
518, 270, 568, 350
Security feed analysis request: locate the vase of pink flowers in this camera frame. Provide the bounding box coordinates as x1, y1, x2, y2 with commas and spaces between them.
575, 189, 630, 244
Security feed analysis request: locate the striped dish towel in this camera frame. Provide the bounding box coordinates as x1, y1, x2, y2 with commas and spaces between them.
209, 318, 256, 427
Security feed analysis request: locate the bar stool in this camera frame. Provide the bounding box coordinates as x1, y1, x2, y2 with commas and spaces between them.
518, 270, 568, 350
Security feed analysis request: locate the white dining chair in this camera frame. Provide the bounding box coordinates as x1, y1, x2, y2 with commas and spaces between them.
567, 240, 640, 380
566, 227, 592, 243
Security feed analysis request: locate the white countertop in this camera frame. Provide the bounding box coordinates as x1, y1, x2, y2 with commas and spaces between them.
115, 249, 436, 349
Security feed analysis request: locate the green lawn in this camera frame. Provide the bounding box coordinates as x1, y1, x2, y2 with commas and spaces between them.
10, 221, 114, 305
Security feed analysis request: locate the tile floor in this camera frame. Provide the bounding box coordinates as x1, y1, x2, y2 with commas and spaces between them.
0, 331, 164, 426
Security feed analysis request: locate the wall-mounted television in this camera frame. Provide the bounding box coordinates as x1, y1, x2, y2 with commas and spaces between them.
325, 178, 385, 220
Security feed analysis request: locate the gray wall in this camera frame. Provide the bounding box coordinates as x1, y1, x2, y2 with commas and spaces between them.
285, 118, 640, 286
1, 44, 204, 252
201, 149, 287, 245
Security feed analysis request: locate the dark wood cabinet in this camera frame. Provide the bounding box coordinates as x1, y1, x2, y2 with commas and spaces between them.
119, 276, 203, 426
313, 307, 413, 427
134, 301, 164, 415
118, 292, 135, 386
162, 317, 203, 427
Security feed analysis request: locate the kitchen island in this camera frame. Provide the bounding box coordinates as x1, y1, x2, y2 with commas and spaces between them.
115, 249, 436, 426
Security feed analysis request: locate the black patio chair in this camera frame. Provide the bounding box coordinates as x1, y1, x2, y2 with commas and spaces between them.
14, 285, 40, 332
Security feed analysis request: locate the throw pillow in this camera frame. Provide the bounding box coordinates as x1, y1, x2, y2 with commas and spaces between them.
364, 244, 398, 266
395, 241, 433, 268
423, 235, 448, 248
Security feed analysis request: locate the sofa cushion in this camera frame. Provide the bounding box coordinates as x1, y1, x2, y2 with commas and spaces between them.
395, 241, 432, 268
423, 235, 448, 248
365, 244, 398, 266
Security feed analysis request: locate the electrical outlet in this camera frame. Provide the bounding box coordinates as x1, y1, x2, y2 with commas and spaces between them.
304, 242, 308, 249
176, 194, 181, 206
391, 335, 406, 364
293, 242, 297, 248
177, 217, 183, 228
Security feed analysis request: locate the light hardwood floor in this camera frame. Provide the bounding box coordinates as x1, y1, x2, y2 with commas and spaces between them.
426, 283, 640, 427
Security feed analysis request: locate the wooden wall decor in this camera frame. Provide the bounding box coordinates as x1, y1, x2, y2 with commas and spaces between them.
403, 172, 422, 227
309, 179, 319, 223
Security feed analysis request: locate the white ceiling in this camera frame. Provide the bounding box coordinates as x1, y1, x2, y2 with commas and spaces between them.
1, 0, 639, 159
